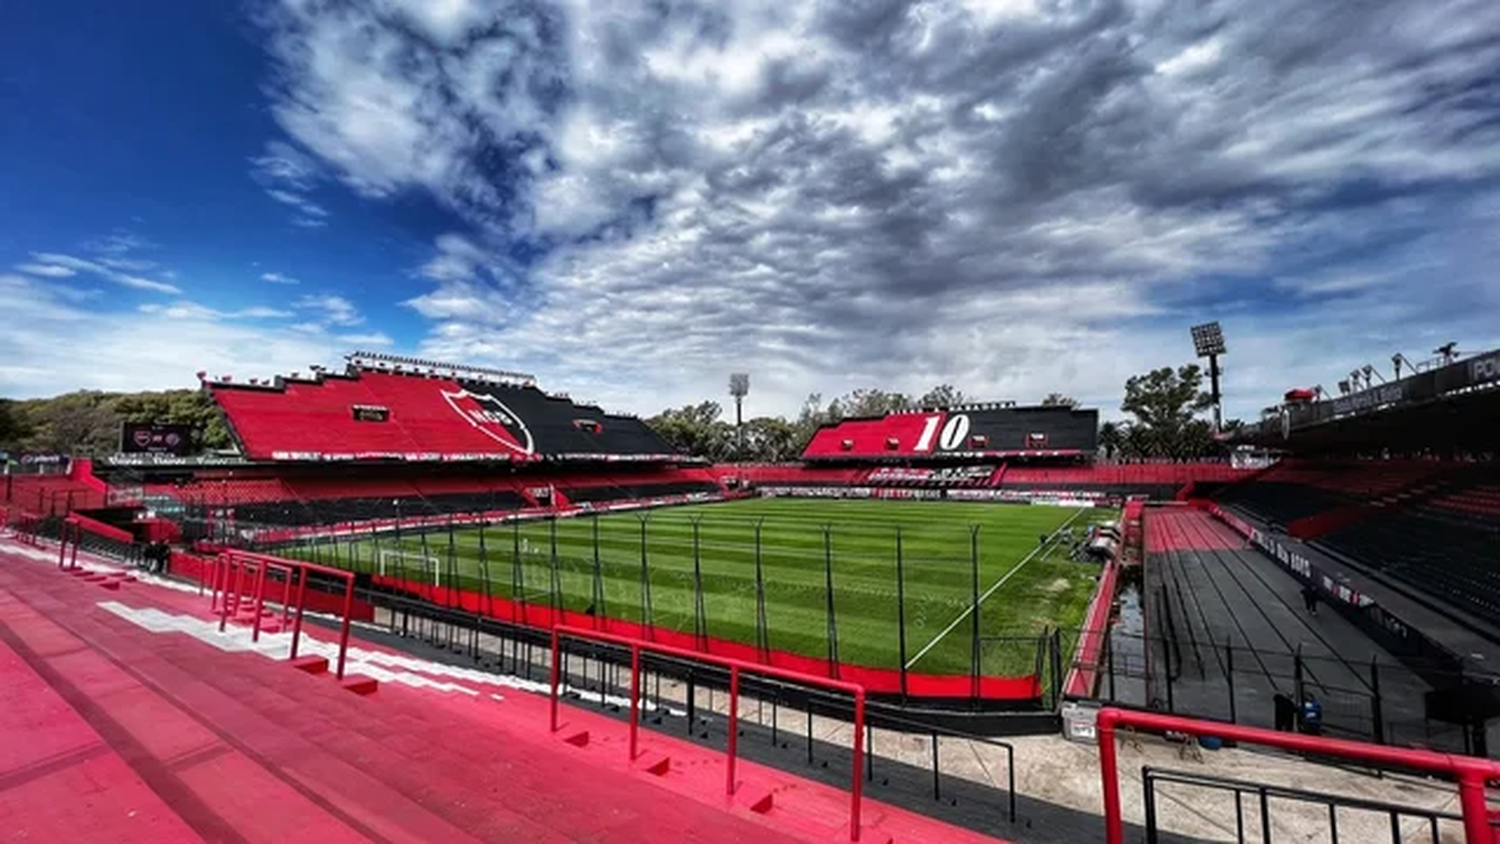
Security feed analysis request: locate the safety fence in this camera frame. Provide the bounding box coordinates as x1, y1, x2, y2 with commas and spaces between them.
1065, 620, 1476, 755
1096, 708, 1500, 844
376, 595, 1024, 837
251, 513, 1102, 705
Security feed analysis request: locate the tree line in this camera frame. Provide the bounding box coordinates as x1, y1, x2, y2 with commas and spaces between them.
0, 390, 232, 457
648, 364, 1236, 462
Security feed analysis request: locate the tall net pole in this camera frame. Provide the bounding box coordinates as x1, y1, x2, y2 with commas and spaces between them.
824, 524, 840, 677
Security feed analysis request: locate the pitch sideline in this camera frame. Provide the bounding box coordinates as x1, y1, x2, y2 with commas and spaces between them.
903, 507, 1089, 671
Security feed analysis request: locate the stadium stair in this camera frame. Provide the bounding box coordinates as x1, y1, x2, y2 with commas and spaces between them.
0, 541, 1001, 844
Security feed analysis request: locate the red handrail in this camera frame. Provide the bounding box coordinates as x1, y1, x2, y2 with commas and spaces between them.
1096, 707, 1500, 844
550, 624, 867, 841
216, 550, 358, 679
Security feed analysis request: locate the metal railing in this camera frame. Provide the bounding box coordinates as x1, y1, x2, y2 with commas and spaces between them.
551, 623, 868, 840
210, 549, 358, 679
1097, 707, 1500, 844
1141, 766, 1463, 843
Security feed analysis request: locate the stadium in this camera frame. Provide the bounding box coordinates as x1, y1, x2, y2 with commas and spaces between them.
6, 2, 1500, 840
4, 335, 1500, 842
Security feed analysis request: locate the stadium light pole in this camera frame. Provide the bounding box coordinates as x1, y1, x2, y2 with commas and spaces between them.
729, 373, 750, 460
1190, 322, 1227, 435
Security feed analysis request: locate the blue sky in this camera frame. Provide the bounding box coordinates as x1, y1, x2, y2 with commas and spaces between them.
2, 0, 1498, 422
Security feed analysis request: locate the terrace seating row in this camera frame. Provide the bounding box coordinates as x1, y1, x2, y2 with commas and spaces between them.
1321, 508, 1500, 626
1002, 463, 1247, 485
1430, 485, 1500, 517
222, 490, 530, 527
151, 476, 294, 505
210, 370, 676, 460
1217, 460, 1500, 624
713, 465, 872, 485
802, 405, 1097, 459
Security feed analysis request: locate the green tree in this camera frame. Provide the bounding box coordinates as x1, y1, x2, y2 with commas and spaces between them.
1042, 393, 1078, 408
1120, 364, 1216, 458
916, 384, 968, 408
1097, 420, 1125, 459
0, 399, 26, 450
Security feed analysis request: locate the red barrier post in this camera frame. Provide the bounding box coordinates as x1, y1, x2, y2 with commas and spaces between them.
1096, 707, 1500, 844
219, 557, 240, 632
727, 665, 740, 796
280, 570, 293, 627
336, 575, 354, 680
554, 625, 867, 841
289, 566, 309, 660
629, 644, 641, 761
549, 626, 561, 733
251, 560, 270, 642
56, 520, 71, 569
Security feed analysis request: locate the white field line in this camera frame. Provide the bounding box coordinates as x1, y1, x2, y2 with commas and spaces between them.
904, 507, 1087, 670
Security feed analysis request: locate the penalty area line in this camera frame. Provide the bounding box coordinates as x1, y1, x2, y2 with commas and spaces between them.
904, 507, 1088, 671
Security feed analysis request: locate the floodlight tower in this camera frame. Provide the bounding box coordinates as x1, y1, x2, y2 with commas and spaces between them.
1190, 321, 1228, 435
729, 373, 750, 457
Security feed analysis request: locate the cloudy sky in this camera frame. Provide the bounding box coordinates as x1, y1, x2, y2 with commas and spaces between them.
2, 0, 1498, 422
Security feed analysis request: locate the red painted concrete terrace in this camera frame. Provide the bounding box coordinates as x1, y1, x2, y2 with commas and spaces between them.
0, 538, 1003, 843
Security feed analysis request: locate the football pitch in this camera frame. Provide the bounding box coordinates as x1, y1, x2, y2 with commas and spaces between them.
283, 498, 1114, 677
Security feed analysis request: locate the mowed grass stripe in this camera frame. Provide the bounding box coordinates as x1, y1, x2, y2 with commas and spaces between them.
287, 498, 1113, 675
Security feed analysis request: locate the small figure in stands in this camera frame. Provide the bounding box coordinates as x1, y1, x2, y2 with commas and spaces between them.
150, 541, 170, 575
1301, 584, 1319, 617
1300, 695, 1323, 736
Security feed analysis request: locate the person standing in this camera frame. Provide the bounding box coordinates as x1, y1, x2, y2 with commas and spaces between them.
1301, 584, 1319, 617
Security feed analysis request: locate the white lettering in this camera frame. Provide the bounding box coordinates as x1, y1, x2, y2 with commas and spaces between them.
914, 415, 943, 452
1471, 353, 1500, 385
938, 414, 972, 451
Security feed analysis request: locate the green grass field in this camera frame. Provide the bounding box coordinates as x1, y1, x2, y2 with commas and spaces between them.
283, 498, 1114, 677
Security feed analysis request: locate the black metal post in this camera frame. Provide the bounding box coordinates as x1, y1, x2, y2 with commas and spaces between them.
754, 520, 770, 662
1370, 657, 1384, 745
511, 517, 523, 625
970, 525, 982, 704
638, 516, 653, 638
1294, 645, 1305, 713
1143, 769, 1158, 844
895, 527, 909, 702
477, 521, 494, 618
549, 516, 561, 624
591, 515, 605, 622
823, 525, 839, 677
1226, 642, 1237, 723
692, 518, 706, 649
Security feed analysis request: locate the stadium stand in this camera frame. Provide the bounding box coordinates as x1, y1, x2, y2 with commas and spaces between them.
802, 405, 1097, 460
1213, 459, 1500, 627
209, 369, 677, 461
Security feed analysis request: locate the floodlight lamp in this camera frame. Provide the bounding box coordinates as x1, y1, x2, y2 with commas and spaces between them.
1190, 321, 1226, 357
729, 373, 750, 399
1338, 380, 1350, 395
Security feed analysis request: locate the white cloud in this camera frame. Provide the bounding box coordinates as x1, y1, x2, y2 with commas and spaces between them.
28, 252, 180, 294
242, 0, 1500, 419
261, 272, 300, 285
14, 263, 77, 278
295, 294, 363, 326
250, 140, 333, 226
138, 301, 292, 320
0, 276, 352, 398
